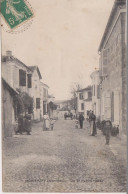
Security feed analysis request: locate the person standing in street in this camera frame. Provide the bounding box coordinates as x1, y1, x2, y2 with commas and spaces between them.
79, 113, 84, 129
64, 112, 67, 120
104, 120, 112, 145
89, 110, 93, 135
43, 113, 50, 131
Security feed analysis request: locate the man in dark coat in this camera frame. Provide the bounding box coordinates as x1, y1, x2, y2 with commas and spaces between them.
79, 113, 84, 129
17, 115, 24, 134
64, 112, 67, 120
103, 120, 112, 145
24, 114, 32, 135
91, 112, 96, 136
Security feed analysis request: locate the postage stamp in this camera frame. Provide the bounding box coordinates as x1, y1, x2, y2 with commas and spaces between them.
1, 0, 33, 29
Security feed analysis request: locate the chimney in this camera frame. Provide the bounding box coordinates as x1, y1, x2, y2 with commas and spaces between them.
6, 50, 12, 57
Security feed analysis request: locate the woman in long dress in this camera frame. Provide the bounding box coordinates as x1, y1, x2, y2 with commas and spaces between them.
43, 113, 50, 131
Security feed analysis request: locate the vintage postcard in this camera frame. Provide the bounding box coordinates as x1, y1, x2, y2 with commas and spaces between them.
1, 0, 127, 193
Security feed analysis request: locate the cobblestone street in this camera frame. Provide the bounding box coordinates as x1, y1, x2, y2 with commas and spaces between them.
3, 119, 126, 192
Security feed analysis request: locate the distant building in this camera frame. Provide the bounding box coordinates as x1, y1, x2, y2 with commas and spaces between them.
90, 70, 101, 119
76, 86, 92, 117
98, 0, 126, 135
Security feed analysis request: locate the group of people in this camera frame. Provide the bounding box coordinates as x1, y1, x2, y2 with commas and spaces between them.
43, 113, 55, 131
75, 110, 97, 136
75, 110, 113, 145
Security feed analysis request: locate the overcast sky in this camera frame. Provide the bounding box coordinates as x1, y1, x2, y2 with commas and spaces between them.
2, 0, 115, 100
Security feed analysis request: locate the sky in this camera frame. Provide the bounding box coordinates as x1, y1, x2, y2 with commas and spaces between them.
2, 0, 115, 100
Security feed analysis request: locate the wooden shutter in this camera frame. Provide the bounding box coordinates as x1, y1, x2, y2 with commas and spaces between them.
81, 103, 84, 110
27, 74, 32, 88
105, 93, 111, 120
114, 91, 119, 124
94, 85, 95, 96
88, 91, 92, 99
19, 69, 26, 86
79, 93, 83, 100
102, 49, 108, 76
36, 98, 40, 109
97, 85, 100, 99
111, 92, 114, 122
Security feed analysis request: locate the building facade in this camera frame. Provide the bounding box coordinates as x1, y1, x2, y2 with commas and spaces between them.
2, 51, 32, 94
2, 78, 18, 138
77, 86, 92, 117
98, 0, 126, 135
29, 66, 42, 121
2, 51, 46, 122
40, 82, 49, 116
90, 70, 101, 120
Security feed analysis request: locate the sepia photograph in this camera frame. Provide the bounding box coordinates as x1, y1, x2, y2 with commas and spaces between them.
1, 0, 127, 192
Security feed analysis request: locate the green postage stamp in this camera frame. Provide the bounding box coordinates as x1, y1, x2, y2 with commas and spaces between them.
1, 0, 33, 29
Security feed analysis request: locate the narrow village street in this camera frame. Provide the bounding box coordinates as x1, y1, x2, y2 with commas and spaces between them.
3, 119, 126, 192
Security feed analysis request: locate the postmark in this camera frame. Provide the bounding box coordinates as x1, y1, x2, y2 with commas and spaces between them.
1, 0, 34, 30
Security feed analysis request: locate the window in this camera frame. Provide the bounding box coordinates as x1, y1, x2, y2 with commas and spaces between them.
36, 98, 40, 109
81, 103, 84, 110
79, 93, 83, 100
27, 74, 32, 88
43, 88, 47, 98
19, 69, 26, 86
94, 85, 95, 96
88, 91, 92, 99
102, 49, 108, 76
97, 85, 100, 99
111, 92, 114, 122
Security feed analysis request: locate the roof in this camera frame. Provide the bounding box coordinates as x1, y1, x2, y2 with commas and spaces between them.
84, 97, 92, 102
40, 82, 49, 88
2, 56, 32, 72
29, 66, 42, 79
98, 0, 126, 52
48, 94, 55, 98
90, 70, 99, 78
2, 78, 19, 95
77, 86, 92, 93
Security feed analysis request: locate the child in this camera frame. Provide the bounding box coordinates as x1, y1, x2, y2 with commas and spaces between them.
50, 118, 55, 130
75, 119, 79, 129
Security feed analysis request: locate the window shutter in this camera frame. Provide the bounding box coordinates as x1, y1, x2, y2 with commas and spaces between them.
102, 49, 108, 76
27, 74, 32, 88
81, 103, 84, 110
111, 92, 114, 122
19, 69, 26, 86
94, 85, 95, 96
105, 93, 111, 120
36, 98, 40, 109
79, 93, 83, 100
88, 91, 92, 99
97, 85, 100, 99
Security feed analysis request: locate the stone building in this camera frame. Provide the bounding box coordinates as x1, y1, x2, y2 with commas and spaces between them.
2, 78, 18, 138
2, 51, 44, 121
90, 70, 101, 120
98, 0, 126, 135
2, 51, 32, 94
2, 51, 34, 118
